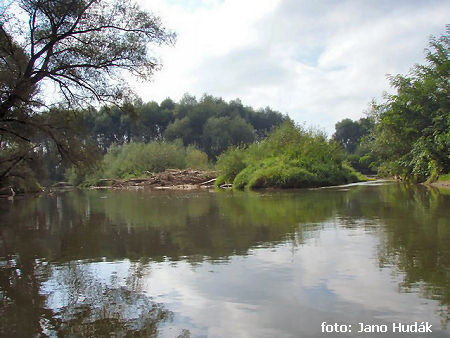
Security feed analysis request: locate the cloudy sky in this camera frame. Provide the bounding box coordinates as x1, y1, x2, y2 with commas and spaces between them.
135, 0, 449, 135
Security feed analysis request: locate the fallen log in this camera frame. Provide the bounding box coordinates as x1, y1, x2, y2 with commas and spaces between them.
199, 178, 216, 185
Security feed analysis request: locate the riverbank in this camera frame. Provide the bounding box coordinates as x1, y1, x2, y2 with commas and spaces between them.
428, 180, 450, 190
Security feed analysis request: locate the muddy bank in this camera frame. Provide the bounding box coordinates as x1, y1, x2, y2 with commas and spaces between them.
90, 169, 217, 190
427, 180, 450, 190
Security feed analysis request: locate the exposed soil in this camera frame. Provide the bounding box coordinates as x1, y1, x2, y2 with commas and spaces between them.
428, 180, 450, 189
91, 169, 217, 190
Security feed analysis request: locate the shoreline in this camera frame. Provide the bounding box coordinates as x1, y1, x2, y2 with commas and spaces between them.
426, 180, 450, 190
3, 177, 449, 198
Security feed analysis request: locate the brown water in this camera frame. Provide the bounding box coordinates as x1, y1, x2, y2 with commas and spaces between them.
0, 181, 449, 337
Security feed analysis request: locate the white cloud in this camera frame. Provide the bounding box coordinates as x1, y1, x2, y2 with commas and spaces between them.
135, 0, 450, 135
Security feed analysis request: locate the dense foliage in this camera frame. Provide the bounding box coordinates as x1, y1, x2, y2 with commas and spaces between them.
369, 28, 449, 182
216, 122, 364, 190
83, 94, 287, 158
333, 117, 373, 154
332, 116, 375, 174
333, 27, 449, 182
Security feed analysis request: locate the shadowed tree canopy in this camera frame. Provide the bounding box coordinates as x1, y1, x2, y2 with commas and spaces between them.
0, 0, 175, 190
333, 118, 362, 153
333, 117, 373, 153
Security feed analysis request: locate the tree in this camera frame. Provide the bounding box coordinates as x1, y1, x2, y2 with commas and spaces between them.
202, 116, 255, 159
165, 117, 194, 145
332, 116, 375, 174
0, 0, 175, 190
138, 101, 171, 142
333, 118, 365, 153
248, 106, 287, 138
370, 27, 449, 181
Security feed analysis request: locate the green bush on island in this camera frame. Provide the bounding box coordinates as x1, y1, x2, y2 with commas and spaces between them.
216, 121, 365, 190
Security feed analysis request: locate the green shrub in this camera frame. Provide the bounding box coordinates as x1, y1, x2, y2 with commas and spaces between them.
217, 121, 366, 190
186, 145, 209, 169
65, 164, 104, 187
65, 166, 84, 186
233, 165, 256, 190
215, 146, 247, 184
245, 159, 318, 189
102, 141, 187, 178
214, 174, 227, 187
67, 141, 211, 185
438, 173, 450, 182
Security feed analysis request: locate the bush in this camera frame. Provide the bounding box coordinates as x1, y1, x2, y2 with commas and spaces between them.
215, 146, 247, 185
216, 121, 366, 190
67, 141, 211, 184
245, 159, 317, 189
186, 145, 209, 169
102, 141, 187, 178
65, 166, 103, 187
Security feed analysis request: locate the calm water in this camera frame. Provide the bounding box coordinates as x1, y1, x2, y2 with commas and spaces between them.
0, 182, 449, 337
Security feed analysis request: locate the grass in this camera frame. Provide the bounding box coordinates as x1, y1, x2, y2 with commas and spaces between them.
438, 173, 450, 181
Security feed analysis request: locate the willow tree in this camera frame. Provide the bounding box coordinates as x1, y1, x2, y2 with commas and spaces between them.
0, 0, 175, 190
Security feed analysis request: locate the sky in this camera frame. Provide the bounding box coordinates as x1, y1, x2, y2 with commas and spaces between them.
135, 0, 449, 135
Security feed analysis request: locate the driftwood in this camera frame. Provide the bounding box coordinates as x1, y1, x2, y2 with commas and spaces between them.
199, 178, 216, 186
90, 169, 217, 190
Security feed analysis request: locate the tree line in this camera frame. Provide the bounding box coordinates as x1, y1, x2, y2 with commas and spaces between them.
82, 94, 287, 157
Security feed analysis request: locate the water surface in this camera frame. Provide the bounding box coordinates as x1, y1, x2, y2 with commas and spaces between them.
0, 182, 449, 337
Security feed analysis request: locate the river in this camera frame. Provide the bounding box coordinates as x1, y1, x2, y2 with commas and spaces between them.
0, 181, 449, 337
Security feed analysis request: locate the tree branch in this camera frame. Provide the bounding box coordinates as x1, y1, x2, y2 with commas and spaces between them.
0, 127, 31, 142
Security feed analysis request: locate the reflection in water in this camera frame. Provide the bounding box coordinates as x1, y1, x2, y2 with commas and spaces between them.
43, 261, 173, 337
0, 183, 449, 336
0, 252, 173, 337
